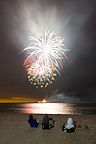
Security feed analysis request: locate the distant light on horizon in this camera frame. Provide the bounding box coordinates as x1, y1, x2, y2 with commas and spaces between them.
42, 99, 47, 103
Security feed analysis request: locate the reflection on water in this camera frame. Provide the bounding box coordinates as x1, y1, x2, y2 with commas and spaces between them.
16, 103, 78, 114
0, 103, 96, 114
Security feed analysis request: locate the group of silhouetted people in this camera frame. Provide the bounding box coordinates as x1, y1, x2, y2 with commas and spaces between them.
28, 114, 77, 133
28, 114, 55, 129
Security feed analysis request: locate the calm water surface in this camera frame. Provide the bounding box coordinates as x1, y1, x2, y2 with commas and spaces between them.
0, 103, 96, 114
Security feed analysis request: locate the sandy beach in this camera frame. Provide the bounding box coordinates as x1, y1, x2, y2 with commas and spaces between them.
0, 112, 96, 144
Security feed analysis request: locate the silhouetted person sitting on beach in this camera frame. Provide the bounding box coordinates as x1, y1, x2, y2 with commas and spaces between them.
28, 114, 38, 128
42, 114, 54, 129
42, 114, 49, 129
64, 118, 75, 133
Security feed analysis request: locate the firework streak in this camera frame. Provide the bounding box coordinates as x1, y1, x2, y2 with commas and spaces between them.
21, 29, 68, 88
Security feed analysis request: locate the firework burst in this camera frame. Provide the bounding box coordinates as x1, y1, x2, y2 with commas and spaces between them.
21, 28, 68, 88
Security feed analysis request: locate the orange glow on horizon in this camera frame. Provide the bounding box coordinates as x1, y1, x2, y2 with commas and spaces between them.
0, 97, 43, 103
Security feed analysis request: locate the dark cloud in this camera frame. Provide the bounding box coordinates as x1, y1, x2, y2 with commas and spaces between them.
0, 0, 96, 102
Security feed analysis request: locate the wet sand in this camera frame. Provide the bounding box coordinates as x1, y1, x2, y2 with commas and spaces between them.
0, 112, 96, 144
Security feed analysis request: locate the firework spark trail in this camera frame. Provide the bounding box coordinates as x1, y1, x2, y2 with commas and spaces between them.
21, 28, 69, 88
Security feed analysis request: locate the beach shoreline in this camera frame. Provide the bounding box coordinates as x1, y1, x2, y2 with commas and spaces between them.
0, 112, 96, 144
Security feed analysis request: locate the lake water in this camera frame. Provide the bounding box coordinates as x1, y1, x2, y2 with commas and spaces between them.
0, 103, 96, 114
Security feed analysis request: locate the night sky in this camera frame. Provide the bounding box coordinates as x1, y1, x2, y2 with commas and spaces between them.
0, 0, 96, 102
